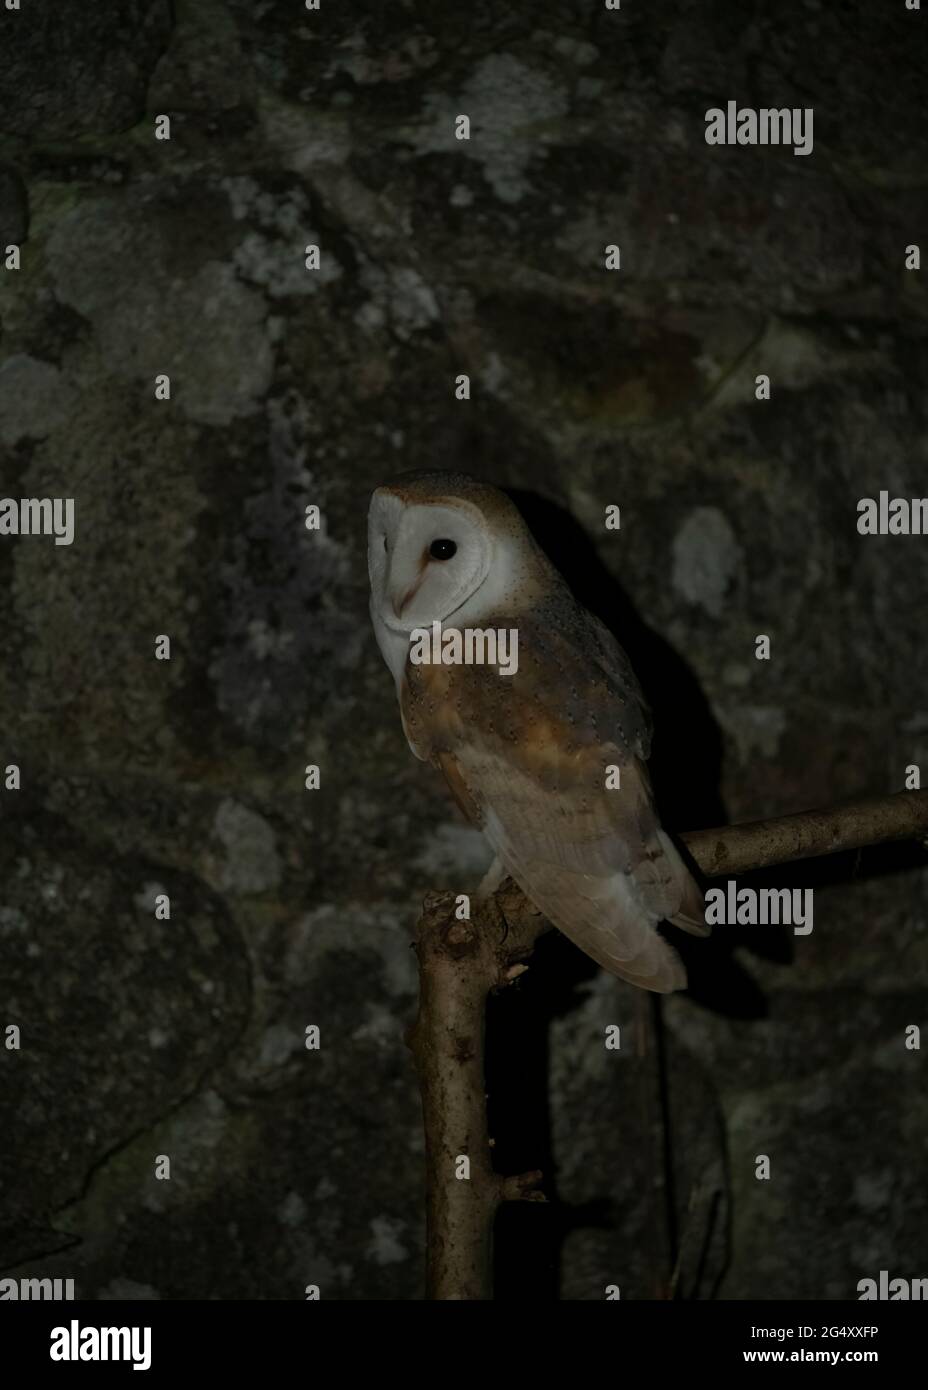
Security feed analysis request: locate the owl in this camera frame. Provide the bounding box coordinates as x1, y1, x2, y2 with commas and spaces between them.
368, 470, 707, 992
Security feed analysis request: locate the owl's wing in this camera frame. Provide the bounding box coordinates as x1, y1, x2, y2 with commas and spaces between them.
438, 744, 701, 992
568, 606, 706, 930
401, 606, 705, 993
577, 608, 655, 760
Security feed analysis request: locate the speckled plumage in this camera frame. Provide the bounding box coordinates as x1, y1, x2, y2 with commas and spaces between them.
368, 471, 706, 992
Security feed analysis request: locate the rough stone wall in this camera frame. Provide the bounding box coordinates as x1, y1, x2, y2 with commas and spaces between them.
0, 0, 926, 1300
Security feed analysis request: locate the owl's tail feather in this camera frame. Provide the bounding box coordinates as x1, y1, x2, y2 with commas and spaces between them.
499, 852, 689, 993
657, 830, 710, 937
611, 938, 688, 994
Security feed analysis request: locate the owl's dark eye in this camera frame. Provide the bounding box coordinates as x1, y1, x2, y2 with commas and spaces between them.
429, 538, 457, 561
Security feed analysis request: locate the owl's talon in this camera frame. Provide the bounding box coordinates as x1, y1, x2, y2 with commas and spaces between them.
498, 1169, 545, 1203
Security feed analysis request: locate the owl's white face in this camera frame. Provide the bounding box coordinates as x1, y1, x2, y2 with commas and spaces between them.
368, 488, 492, 634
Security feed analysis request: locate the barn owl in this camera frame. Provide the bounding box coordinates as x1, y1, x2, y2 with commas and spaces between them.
367, 471, 707, 992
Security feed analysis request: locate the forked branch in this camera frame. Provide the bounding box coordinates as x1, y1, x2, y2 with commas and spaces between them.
407, 788, 928, 1299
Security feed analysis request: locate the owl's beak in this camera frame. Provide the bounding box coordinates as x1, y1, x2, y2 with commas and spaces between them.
392, 578, 422, 620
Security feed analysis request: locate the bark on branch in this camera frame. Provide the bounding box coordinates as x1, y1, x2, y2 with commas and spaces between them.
406, 882, 546, 1300
679, 789, 928, 877
406, 788, 928, 1300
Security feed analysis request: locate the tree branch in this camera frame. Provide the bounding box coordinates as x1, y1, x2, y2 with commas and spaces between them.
406, 883, 546, 1300
679, 788, 928, 877
407, 788, 928, 1299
